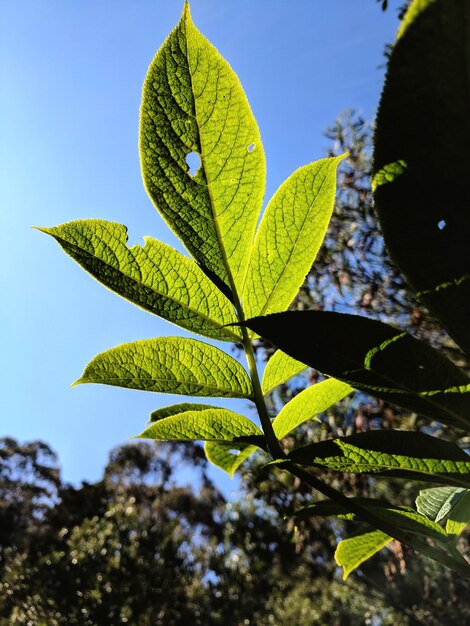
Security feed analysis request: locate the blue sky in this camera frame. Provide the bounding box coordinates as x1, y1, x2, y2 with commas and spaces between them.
1, 1, 399, 489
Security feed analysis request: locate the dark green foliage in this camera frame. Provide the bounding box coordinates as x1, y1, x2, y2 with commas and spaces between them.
374, 0, 470, 354
2, 437, 470, 625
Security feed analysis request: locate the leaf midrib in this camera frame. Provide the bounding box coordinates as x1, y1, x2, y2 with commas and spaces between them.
183, 13, 241, 306
81, 374, 253, 398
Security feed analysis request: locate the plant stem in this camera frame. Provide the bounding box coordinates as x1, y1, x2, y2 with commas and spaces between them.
232, 295, 469, 577
241, 326, 285, 460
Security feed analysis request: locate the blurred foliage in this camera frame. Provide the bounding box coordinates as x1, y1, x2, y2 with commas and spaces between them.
1, 436, 469, 625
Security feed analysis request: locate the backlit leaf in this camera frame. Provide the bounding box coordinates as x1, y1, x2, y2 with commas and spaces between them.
242, 156, 343, 317
373, 0, 470, 354
140, 3, 266, 294
39, 220, 240, 342
244, 311, 470, 429
416, 486, 466, 522
288, 430, 470, 487
272, 378, 353, 439
335, 530, 391, 580
138, 407, 263, 443
75, 337, 252, 398
261, 350, 307, 396
204, 441, 260, 477
150, 402, 216, 423
446, 491, 470, 537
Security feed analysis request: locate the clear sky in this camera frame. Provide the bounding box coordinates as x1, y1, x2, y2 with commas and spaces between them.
1, 1, 399, 489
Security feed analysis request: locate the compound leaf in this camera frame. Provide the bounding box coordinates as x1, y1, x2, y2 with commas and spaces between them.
373, 0, 470, 354
242, 156, 343, 317
140, 3, 265, 295
138, 407, 262, 443
75, 337, 252, 398
244, 311, 470, 429
288, 430, 470, 487
261, 350, 307, 396
272, 378, 353, 439
39, 220, 240, 342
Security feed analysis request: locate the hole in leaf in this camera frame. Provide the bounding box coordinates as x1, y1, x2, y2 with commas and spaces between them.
247, 143, 255, 153
228, 449, 240, 456
186, 151, 201, 177
437, 219, 446, 231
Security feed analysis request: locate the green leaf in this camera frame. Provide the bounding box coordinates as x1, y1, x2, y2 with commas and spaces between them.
299, 497, 470, 577
373, 0, 470, 354
75, 337, 252, 398
335, 530, 392, 580
204, 441, 259, 477
446, 491, 470, 537
416, 486, 466, 522
140, 3, 266, 294
38, 220, 240, 342
261, 350, 307, 396
150, 402, 216, 423
242, 156, 343, 317
295, 497, 447, 542
137, 407, 262, 443
244, 311, 470, 429
287, 430, 470, 487
272, 378, 353, 439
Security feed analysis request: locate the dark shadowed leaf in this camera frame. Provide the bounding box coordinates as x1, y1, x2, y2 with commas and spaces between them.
373, 0, 470, 354
287, 430, 470, 487
244, 311, 470, 429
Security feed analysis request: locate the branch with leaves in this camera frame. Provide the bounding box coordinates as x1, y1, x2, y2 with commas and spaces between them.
40, 0, 470, 578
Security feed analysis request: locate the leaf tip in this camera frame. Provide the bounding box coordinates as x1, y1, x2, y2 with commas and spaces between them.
182, 1, 191, 21
71, 377, 86, 388
32, 225, 51, 235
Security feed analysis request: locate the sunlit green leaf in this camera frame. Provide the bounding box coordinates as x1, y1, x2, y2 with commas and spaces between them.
374, 0, 470, 354
204, 441, 260, 477
75, 337, 252, 398
416, 486, 466, 522
272, 378, 353, 439
140, 3, 265, 294
288, 430, 470, 487
261, 350, 307, 396
446, 491, 470, 537
150, 402, 216, 423
335, 530, 391, 580
39, 220, 240, 342
242, 156, 343, 317
244, 311, 470, 429
138, 408, 262, 443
